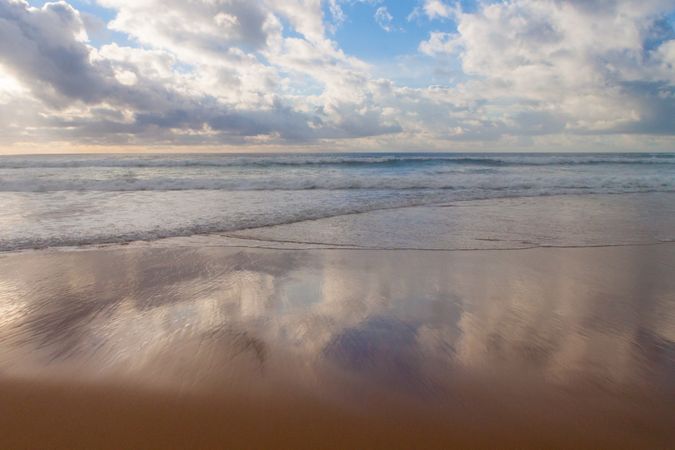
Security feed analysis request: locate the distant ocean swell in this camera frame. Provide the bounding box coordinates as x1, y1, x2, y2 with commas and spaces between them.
0, 153, 673, 193
0, 153, 674, 169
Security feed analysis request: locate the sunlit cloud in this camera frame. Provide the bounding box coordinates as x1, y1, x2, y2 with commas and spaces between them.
0, 0, 673, 153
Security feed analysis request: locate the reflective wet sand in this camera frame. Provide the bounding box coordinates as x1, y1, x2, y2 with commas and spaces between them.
0, 242, 673, 448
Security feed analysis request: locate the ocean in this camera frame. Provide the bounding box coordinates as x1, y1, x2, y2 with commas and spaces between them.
1, 153, 673, 251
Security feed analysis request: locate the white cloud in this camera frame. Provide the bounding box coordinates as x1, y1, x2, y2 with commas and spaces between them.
0, 66, 26, 102
99, 0, 280, 63
374, 6, 394, 32
0, 0, 673, 151
418, 31, 457, 55
422, 0, 455, 20
418, 0, 675, 135
409, 0, 456, 22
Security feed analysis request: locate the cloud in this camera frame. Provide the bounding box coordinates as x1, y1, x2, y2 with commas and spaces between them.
0, 1, 114, 107
0, 0, 673, 151
99, 0, 276, 59
418, 0, 675, 136
374, 6, 394, 32
0, 0, 401, 147
418, 31, 457, 55
421, 0, 455, 20
408, 0, 456, 22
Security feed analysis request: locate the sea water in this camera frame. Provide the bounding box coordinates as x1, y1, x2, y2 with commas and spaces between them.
0, 153, 673, 251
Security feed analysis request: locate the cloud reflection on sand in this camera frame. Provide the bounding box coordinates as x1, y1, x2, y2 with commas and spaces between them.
0, 244, 673, 404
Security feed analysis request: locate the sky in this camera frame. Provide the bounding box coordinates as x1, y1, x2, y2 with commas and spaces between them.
0, 0, 674, 153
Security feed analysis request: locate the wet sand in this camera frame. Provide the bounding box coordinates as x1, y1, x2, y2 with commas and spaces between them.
0, 242, 674, 448
1, 371, 671, 450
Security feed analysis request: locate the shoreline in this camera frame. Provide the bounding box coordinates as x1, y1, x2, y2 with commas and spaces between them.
2, 192, 674, 255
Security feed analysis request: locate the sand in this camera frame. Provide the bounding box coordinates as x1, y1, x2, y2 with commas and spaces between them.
0, 243, 673, 448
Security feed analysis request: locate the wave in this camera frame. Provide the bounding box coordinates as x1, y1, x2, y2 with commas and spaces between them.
1, 154, 673, 192
1, 153, 674, 169
2, 189, 673, 253
0, 177, 671, 192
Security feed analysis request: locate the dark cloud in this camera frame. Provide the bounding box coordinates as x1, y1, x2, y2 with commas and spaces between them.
0, 1, 114, 106
615, 81, 675, 135
0, 0, 401, 145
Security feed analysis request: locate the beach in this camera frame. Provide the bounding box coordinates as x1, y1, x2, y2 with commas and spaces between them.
3, 0, 675, 445
1, 154, 674, 448
1, 191, 674, 449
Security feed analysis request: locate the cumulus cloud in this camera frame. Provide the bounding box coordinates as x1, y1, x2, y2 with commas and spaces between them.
419, 0, 675, 136
101, 0, 275, 59
0, 0, 401, 146
0, 1, 113, 107
0, 0, 673, 151
420, 0, 455, 20
408, 0, 456, 22
419, 31, 457, 55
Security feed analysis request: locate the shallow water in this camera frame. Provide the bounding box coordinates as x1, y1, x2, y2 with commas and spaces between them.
233, 193, 675, 249
1, 153, 673, 251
